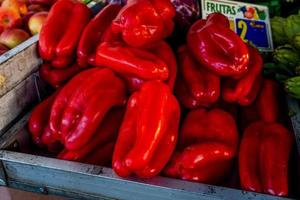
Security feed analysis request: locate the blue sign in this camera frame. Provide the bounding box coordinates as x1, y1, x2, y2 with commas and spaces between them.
235, 18, 270, 49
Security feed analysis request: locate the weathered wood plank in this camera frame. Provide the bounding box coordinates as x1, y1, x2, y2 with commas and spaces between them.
0, 35, 41, 98
0, 73, 40, 133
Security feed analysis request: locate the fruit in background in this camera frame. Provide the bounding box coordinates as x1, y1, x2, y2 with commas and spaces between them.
273, 44, 300, 69
0, 8, 22, 30
294, 33, 300, 50
28, 11, 48, 35
27, 4, 49, 12
271, 16, 288, 46
284, 14, 300, 42
0, 43, 9, 55
1, 0, 21, 17
0, 28, 30, 49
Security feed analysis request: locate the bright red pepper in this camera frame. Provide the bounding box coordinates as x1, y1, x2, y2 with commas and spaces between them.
28, 92, 58, 147
58, 108, 124, 162
113, 81, 180, 178
239, 121, 293, 196
175, 45, 220, 108
39, 0, 91, 68
111, 0, 175, 47
77, 4, 122, 67
222, 45, 263, 106
187, 13, 249, 76
123, 40, 177, 92
39, 63, 82, 88
49, 68, 126, 150
95, 42, 169, 81
164, 108, 239, 183
241, 79, 280, 128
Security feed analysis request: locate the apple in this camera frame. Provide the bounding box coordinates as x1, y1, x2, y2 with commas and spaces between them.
0, 43, 9, 55
0, 8, 22, 29
0, 29, 30, 49
28, 11, 48, 35
1, 0, 21, 17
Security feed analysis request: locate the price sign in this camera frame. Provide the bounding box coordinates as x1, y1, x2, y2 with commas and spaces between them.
201, 0, 273, 51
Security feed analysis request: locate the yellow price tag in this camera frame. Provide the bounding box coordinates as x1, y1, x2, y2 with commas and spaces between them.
237, 20, 248, 43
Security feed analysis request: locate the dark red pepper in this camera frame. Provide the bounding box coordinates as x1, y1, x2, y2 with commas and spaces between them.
77, 4, 122, 67
164, 108, 239, 183
39, 0, 92, 68
175, 45, 220, 108
49, 68, 126, 150
187, 13, 249, 76
111, 0, 175, 47
39, 63, 82, 88
58, 108, 124, 162
239, 121, 293, 196
222, 45, 263, 106
95, 42, 169, 81
113, 81, 180, 178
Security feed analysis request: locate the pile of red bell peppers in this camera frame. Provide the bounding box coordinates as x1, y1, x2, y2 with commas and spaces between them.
27, 0, 295, 197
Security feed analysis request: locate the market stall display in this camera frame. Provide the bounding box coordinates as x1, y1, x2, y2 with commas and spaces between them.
0, 0, 299, 200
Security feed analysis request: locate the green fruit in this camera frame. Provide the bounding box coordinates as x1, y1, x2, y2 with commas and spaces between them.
283, 14, 300, 42
293, 33, 300, 50
273, 45, 300, 68
271, 16, 287, 45
285, 76, 300, 99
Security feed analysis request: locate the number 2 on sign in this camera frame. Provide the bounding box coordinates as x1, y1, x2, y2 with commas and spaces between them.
238, 20, 248, 43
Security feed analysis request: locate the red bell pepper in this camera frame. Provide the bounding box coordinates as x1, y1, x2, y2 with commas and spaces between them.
241, 79, 280, 127
187, 13, 249, 76
111, 0, 175, 47
28, 92, 58, 147
222, 45, 263, 106
49, 68, 126, 150
77, 4, 122, 68
39, 63, 82, 88
239, 121, 293, 196
175, 45, 220, 109
58, 108, 124, 162
164, 108, 239, 183
95, 42, 169, 81
147, 41, 177, 91
123, 40, 177, 92
39, 0, 91, 68
113, 81, 180, 178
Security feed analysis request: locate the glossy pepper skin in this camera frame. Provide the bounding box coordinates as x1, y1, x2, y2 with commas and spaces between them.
39, 0, 91, 68
58, 108, 124, 162
164, 108, 239, 183
111, 0, 175, 47
187, 13, 249, 76
222, 45, 263, 106
113, 81, 180, 178
77, 4, 122, 67
95, 42, 169, 81
175, 45, 220, 108
39, 63, 82, 88
124, 40, 177, 92
239, 121, 293, 196
49, 68, 126, 150
241, 79, 280, 128
28, 92, 58, 147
